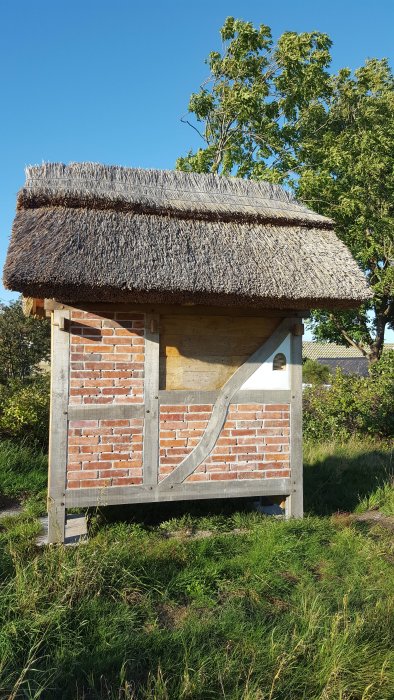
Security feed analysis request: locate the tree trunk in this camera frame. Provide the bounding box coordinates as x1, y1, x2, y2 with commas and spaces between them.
368, 313, 387, 364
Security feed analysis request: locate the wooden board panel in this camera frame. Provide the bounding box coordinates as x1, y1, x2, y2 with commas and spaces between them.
160, 315, 280, 390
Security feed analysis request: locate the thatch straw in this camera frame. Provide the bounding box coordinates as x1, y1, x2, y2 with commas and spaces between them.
3, 163, 370, 309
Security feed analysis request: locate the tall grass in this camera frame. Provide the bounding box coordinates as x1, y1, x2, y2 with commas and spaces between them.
0, 439, 393, 698
0, 511, 393, 697
0, 440, 47, 502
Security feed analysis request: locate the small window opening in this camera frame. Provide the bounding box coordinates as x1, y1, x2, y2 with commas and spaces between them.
273, 353, 286, 371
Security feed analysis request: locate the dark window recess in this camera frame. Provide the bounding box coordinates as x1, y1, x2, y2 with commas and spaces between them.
273, 353, 286, 371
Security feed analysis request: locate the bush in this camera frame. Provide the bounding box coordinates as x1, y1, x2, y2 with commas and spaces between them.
303, 358, 332, 385
303, 351, 394, 441
0, 375, 50, 448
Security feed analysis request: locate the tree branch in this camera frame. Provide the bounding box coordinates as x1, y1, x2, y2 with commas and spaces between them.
328, 313, 371, 358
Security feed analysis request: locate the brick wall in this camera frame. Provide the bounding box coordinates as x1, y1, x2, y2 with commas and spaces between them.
159, 403, 290, 483
66, 309, 145, 488
65, 309, 291, 491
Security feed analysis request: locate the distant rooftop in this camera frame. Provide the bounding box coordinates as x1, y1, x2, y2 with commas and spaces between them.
303, 342, 394, 360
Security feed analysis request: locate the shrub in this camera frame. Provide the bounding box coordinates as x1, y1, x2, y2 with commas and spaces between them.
0, 375, 50, 448
303, 358, 332, 385
303, 351, 394, 441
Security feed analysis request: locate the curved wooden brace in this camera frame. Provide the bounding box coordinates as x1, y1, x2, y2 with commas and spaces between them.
158, 317, 296, 489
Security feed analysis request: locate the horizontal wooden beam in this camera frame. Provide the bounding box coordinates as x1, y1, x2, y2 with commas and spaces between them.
44, 299, 309, 319
67, 404, 145, 421
65, 477, 292, 508
158, 389, 291, 405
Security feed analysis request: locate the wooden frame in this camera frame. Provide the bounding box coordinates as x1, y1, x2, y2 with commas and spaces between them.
47, 309, 70, 543
47, 304, 304, 540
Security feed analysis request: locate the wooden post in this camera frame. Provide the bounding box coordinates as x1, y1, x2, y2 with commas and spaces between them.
47, 309, 70, 543
142, 313, 160, 488
286, 325, 303, 518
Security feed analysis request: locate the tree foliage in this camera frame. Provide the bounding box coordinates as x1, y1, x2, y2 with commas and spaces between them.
177, 18, 394, 360
177, 17, 332, 180
297, 59, 394, 361
0, 299, 50, 384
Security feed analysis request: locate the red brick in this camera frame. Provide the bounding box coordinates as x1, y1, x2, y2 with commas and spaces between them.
159, 465, 175, 474
205, 463, 230, 471
186, 412, 211, 421
263, 420, 288, 428
69, 420, 98, 428
235, 404, 264, 411
264, 436, 290, 445
237, 471, 266, 479
265, 470, 290, 478
210, 472, 234, 480
187, 473, 207, 482
68, 470, 98, 480
80, 479, 112, 488
263, 453, 289, 462
99, 469, 129, 478
160, 421, 187, 429
112, 477, 143, 486
265, 404, 288, 411
67, 480, 81, 488
176, 429, 203, 439
84, 362, 115, 370
113, 460, 142, 469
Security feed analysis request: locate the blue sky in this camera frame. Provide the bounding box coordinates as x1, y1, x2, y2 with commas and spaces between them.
1, 0, 393, 340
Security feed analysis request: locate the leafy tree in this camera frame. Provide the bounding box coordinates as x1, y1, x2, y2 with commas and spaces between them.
302, 358, 332, 385
0, 299, 50, 383
177, 16, 332, 180
177, 17, 394, 361
296, 60, 394, 362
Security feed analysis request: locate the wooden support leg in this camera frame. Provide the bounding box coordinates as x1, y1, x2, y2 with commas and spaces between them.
289, 329, 304, 518
47, 498, 66, 544
47, 309, 70, 544
285, 490, 303, 519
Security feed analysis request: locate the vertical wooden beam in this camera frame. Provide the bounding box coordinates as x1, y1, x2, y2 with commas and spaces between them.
47, 309, 70, 543
286, 326, 303, 518
142, 313, 160, 488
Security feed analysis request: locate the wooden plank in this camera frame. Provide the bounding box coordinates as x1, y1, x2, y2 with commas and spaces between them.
143, 313, 160, 488
47, 309, 70, 543
159, 390, 219, 405
45, 299, 309, 318
160, 314, 278, 338
161, 357, 250, 391
158, 389, 291, 405
287, 331, 304, 518
160, 315, 280, 390
65, 477, 292, 508
68, 404, 145, 421
159, 318, 296, 489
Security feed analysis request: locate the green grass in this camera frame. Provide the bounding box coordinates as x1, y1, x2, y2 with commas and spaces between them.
0, 440, 47, 504
304, 439, 393, 515
0, 439, 393, 699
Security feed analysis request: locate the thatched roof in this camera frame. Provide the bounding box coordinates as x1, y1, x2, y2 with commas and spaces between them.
3, 162, 371, 309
